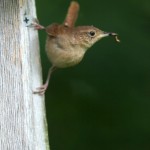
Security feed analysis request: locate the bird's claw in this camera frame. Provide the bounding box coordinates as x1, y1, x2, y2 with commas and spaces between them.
29, 22, 45, 30
26, 18, 45, 30
33, 84, 48, 95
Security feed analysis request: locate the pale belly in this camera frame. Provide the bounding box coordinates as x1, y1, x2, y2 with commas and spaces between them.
46, 39, 86, 68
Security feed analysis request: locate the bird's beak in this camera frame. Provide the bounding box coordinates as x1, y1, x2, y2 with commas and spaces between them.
100, 31, 120, 42
102, 32, 118, 37
99, 31, 117, 38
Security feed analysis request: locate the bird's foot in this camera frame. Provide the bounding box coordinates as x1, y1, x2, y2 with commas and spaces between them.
27, 18, 45, 30
33, 84, 48, 95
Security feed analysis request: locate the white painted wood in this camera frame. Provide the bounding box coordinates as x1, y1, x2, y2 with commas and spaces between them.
0, 0, 49, 149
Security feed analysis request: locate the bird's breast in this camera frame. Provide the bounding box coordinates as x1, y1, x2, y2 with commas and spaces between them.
46, 36, 86, 68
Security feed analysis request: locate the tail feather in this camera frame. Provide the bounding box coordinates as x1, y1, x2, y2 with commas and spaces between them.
63, 1, 80, 28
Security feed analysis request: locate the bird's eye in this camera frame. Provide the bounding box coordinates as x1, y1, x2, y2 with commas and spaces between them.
89, 31, 95, 37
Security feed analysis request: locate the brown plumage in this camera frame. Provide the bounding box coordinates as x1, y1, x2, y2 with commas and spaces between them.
33, 1, 119, 94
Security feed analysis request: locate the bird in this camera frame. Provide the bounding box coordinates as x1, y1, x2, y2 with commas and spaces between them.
31, 1, 120, 95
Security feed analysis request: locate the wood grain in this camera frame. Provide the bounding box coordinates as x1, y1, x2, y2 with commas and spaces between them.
0, 0, 49, 149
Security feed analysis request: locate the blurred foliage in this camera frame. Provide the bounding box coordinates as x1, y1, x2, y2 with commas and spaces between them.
36, 0, 150, 149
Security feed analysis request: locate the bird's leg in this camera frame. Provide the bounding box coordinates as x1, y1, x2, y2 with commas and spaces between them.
33, 66, 57, 95
27, 18, 45, 30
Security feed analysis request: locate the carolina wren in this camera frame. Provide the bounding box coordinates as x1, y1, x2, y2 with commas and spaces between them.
32, 1, 120, 95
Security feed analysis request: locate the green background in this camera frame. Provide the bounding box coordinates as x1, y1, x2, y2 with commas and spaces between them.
36, 0, 150, 149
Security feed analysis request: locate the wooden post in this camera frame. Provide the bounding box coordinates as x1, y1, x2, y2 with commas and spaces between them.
0, 0, 49, 149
